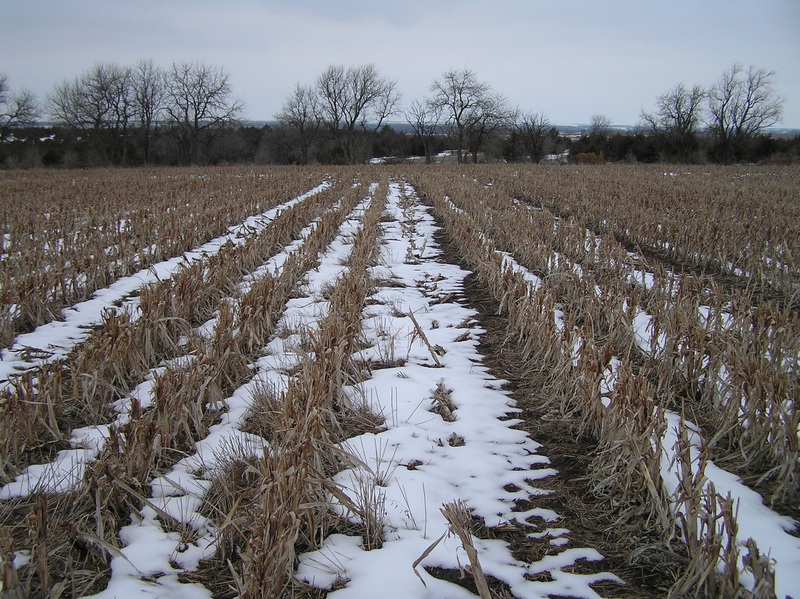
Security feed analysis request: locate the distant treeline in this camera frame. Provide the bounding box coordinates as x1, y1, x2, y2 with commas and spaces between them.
1, 61, 798, 167
3, 121, 797, 168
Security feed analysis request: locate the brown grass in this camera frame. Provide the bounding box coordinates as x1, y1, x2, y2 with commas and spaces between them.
2, 164, 797, 597
409, 164, 796, 597
0, 166, 329, 345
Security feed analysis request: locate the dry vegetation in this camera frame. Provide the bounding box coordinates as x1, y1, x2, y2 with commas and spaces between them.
0, 163, 798, 598
409, 163, 799, 596
419, 164, 799, 505
0, 166, 327, 346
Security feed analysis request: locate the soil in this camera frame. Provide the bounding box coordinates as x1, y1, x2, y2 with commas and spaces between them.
431, 220, 685, 598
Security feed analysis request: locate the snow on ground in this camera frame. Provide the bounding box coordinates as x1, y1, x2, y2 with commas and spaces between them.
659, 412, 800, 597
295, 181, 620, 598
4, 174, 797, 597
0, 180, 331, 388
79, 185, 371, 599
1, 179, 622, 598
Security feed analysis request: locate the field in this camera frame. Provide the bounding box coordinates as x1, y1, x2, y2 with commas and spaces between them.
0, 164, 798, 598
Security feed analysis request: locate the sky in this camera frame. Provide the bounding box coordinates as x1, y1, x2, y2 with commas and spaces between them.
2, 0, 799, 128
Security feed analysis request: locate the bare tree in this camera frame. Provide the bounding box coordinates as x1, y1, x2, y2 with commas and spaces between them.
706, 63, 783, 163
316, 64, 347, 135
0, 74, 38, 140
465, 92, 515, 163
641, 83, 705, 162
515, 112, 552, 163
315, 63, 399, 163
430, 69, 491, 163
642, 83, 704, 135
404, 99, 441, 164
589, 114, 612, 138
275, 83, 321, 164
164, 61, 243, 164
48, 62, 135, 164
132, 59, 166, 163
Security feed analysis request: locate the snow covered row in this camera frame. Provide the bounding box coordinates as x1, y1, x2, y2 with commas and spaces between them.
0, 181, 332, 386
443, 181, 800, 597
296, 181, 620, 598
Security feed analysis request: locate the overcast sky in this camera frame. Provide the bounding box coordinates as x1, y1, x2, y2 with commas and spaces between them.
3, 0, 799, 127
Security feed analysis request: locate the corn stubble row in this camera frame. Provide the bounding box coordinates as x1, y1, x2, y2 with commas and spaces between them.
408, 164, 797, 597
460, 164, 799, 504
481, 164, 800, 302
0, 174, 345, 481
0, 166, 327, 347
0, 173, 376, 597
212, 182, 387, 598
1, 164, 797, 598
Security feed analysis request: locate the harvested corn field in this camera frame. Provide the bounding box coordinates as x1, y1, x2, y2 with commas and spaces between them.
1, 164, 799, 598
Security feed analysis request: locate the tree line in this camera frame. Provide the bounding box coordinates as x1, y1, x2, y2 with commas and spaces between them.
1, 60, 243, 167
1, 61, 797, 168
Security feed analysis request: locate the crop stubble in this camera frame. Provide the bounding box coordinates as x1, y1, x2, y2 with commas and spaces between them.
0, 164, 797, 598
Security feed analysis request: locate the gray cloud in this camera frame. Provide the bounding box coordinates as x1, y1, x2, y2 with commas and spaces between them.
2, 0, 798, 126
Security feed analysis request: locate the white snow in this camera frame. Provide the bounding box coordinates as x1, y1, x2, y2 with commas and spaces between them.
3, 174, 797, 599
0, 181, 331, 387
294, 182, 620, 598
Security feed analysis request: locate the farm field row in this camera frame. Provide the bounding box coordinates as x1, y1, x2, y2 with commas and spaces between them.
1, 164, 798, 598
